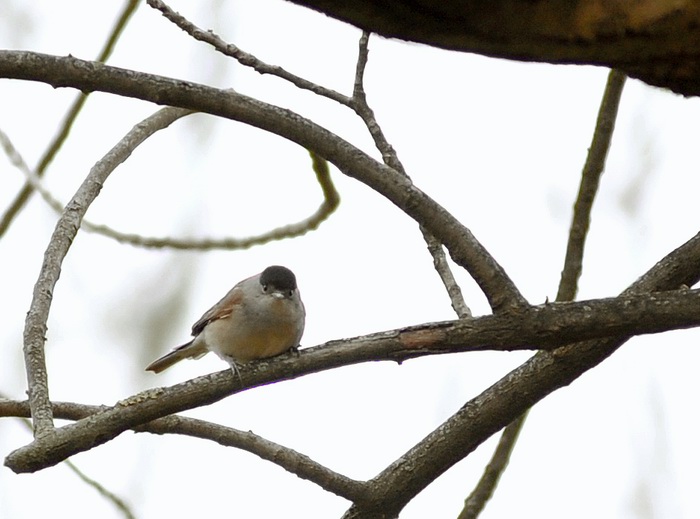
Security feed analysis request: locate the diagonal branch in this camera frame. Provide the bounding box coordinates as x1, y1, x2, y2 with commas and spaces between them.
460, 68, 629, 519
146, 0, 352, 106
342, 231, 700, 518
558, 70, 628, 301
5, 285, 700, 473
350, 32, 480, 316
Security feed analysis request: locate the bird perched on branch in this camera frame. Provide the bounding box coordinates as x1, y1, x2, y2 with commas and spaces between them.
146, 265, 305, 374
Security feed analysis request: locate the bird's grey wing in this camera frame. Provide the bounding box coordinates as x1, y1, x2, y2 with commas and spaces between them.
190, 282, 246, 336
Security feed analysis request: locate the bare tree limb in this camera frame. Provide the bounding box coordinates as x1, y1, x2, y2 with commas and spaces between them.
350, 32, 474, 316
0, 50, 524, 312
457, 413, 526, 519
341, 232, 700, 518
0, 394, 137, 519
5, 285, 700, 473
20, 107, 192, 439
0, 399, 365, 503
0, 0, 140, 238
461, 67, 629, 518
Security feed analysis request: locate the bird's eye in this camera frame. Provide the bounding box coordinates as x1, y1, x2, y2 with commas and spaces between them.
262, 283, 269, 292
287, 289, 293, 297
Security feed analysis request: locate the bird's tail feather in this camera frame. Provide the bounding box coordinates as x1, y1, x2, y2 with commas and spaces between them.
145, 340, 208, 373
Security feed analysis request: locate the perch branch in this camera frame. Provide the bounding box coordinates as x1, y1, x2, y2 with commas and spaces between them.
5, 286, 700, 472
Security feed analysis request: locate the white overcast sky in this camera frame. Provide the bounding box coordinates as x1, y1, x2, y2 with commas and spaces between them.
1, 1, 700, 518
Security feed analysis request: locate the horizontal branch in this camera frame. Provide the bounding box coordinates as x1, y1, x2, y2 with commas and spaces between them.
5, 287, 700, 473
288, 0, 700, 97
0, 400, 365, 502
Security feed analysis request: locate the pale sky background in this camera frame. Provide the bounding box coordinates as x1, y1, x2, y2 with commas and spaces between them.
1, 1, 700, 518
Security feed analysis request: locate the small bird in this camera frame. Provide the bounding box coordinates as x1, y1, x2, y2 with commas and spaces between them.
146, 265, 305, 374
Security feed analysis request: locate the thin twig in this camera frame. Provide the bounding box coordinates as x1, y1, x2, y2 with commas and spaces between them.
459, 68, 628, 519
351, 32, 473, 316
458, 413, 526, 519
21, 107, 192, 439
1, 131, 339, 250
146, 0, 351, 105
0, 0, 140, 239
557, 70, 627, 301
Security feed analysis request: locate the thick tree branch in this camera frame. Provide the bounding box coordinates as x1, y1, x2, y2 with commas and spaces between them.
0, 50, 522, 312
286, 0, 700, 97
342, 232, 700, 518
5, 286, 700, 473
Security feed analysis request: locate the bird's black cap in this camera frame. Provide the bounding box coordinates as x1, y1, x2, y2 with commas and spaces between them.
260, 265, 297, 291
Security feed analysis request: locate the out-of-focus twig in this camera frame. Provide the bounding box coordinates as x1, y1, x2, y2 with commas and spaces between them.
1, 130, 339, 249
0, 0, 140, 239
458, 413, 526, 519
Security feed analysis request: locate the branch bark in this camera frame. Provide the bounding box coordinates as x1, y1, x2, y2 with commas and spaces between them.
286, 0, 700, 97
0, 50, 522, 312
342, 231, 700, 518
5, 286, 700, 473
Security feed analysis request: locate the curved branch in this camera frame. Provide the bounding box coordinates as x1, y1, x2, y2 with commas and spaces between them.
5, 286, 700, 473
0, 49, 523, 311
20, 107, 192, 439
1, 133, 339, 250
0, 399, 366, 502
